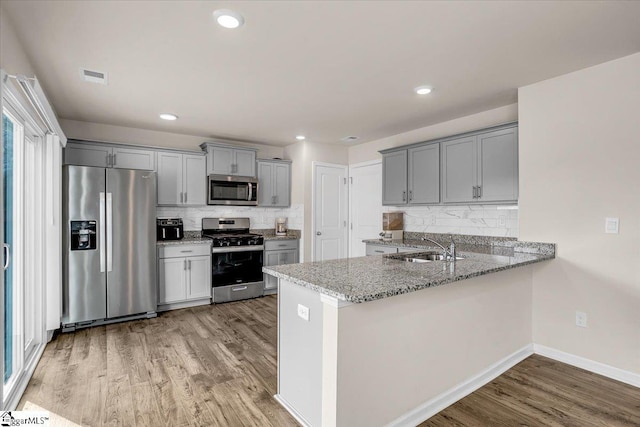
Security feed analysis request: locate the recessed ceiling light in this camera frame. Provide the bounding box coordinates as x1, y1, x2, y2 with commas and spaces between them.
213, 9, 244, 29
159, 113, 178, 121
295, 135, 306, 140
415, 86, 432, 95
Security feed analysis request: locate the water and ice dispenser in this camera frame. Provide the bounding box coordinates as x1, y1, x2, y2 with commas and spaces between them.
70, 220, 97, 251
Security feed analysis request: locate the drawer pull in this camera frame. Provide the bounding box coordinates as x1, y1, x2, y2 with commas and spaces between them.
375, 250, 384, 253
232, 286, 248, 292
180, 250, 193, 253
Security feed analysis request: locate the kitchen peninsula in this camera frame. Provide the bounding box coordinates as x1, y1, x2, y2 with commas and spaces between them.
263, 236, 555, 426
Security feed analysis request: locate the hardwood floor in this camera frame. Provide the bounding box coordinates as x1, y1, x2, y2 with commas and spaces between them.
422, 354, 640, 427
20, 295, 640, 426
19, 295, 298, 427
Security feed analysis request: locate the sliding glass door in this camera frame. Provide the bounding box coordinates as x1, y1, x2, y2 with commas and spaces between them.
2, 108, 23, 397
1, 99, 45, 409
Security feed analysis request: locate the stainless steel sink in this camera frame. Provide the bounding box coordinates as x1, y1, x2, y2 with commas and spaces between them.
404, 251, 464, 263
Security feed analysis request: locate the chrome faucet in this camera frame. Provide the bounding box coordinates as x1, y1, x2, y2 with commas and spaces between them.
421, 235, 457, 261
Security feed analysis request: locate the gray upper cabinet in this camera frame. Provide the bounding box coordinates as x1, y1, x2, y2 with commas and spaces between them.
477, 128, 518, 202
382, 150, 408, 205
64, 141, 155, 170
441, 136, 477, 203
382, 143, 440, 206
442, 126, 518, 204
408, 144, 440, 204
257, 159, 291, 207
157, 151, 206, 206
201, 143, 257, 177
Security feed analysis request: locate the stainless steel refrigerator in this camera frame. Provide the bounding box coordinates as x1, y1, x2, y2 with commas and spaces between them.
62, 165, 157, 330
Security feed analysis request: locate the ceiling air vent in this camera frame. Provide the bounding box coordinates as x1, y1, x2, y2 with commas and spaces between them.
341, 136, 360, 143
80, 68, 108, 85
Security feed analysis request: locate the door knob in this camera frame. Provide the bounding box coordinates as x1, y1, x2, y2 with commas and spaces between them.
316, 231, 322, 236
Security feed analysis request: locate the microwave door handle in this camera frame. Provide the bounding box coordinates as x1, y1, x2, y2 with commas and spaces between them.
162, 228, 166, 239
177, 227, 180, 238
248, 182, 252, 201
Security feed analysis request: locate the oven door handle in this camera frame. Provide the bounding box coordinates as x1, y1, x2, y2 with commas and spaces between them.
211, 245, 264, 254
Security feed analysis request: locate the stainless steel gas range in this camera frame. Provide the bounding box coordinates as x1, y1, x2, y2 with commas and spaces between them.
201, 217, 264, 303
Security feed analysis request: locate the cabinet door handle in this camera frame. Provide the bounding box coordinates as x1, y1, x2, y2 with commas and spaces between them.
106, 153, 111, 167
402, 191, 406, 202
472, 186, 477, 198
180, 192, 183, 203
408, 190, 413, 201
188, 260, 191, 270
184, 260, 187, 271
3, 243, 10, 270
112, 154, 116, 166
272, 195, 276, 205
184, 192, 188, 203
478, 186, 482, 198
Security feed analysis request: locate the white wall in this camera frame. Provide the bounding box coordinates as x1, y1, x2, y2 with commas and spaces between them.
332, 266, 533, 425
519, 53, 640, 374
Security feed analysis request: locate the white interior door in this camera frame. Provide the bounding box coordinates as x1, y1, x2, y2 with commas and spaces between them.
313, 163, 348, 261
349, 161, 382, 257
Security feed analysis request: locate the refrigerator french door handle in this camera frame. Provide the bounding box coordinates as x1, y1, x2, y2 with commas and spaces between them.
3, 243, 10, 270
106, 192, 113, 272
99, 192, 106, 272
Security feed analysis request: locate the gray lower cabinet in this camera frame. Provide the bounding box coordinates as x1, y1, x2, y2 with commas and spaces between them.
383, 143, 440, 206
200, 142, 257, 177
264, 239, 299, 294
257, 159, 291, 207
442, 126, 518, 203
65, 141, 156, 170
157, 152, 206, 206
157, 244, 211, 310
365, 244, 421, 255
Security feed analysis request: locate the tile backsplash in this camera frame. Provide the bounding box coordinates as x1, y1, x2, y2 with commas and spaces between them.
157, 204, 304, 231
383, 205, 519, 238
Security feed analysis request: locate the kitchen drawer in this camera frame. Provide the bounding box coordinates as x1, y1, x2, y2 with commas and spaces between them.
158, 244, 211, 258
265, 239, 299, 251
366, 245, 398, 256
213, 282, 264, 303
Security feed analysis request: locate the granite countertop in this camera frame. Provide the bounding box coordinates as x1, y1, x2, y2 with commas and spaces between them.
263, 239, 555, 304
252, 229, 301, 241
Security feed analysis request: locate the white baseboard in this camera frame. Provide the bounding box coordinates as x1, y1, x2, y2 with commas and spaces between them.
274, 394, 311, 427
533, 344, 640, 388
386, 344, 534, 427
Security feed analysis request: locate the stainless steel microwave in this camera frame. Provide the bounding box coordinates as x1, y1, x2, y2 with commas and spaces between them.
207, 175, 258, 206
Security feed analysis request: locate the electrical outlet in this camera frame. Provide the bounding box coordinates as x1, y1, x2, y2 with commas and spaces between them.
297, 304, 310, 321
430, 215, 437, 226
498, 215, 507, 227
575, 311, 587, 328
605, 217, 619, 234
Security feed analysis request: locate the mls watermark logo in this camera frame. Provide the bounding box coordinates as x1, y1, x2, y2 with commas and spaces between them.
0, 411, 49, 426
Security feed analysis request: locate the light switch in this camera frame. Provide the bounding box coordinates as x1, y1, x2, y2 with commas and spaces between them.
605, 217, 619, 234
297, 304, 310, 321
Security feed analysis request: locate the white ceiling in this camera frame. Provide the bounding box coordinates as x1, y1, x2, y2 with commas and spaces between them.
3, 1, 640, 146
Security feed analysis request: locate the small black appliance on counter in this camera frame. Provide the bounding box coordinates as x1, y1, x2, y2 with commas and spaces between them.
157, 218, 184, 241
